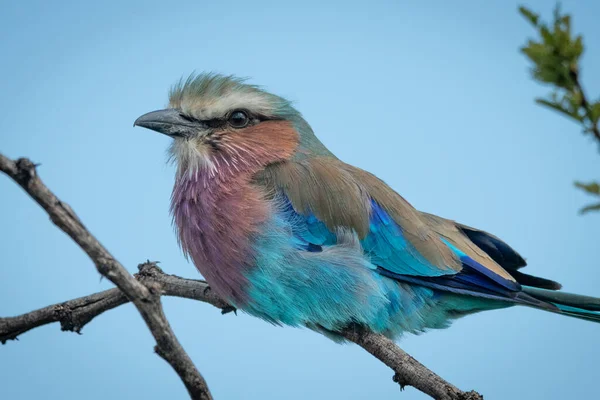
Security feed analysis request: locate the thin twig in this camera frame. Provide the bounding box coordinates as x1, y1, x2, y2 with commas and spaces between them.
0, 287, 127, 341
342, 327, 483, 400
0, 263, 232, 343
569, 65, 600, 143
0, 154, 213, 400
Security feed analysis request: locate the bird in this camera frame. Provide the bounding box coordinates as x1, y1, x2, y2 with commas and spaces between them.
134, 73, 600, 340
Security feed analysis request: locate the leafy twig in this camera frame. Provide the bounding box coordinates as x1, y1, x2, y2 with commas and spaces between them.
520, 4, 600, 213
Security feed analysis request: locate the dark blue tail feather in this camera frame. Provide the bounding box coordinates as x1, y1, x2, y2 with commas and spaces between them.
522, 286, 600, 323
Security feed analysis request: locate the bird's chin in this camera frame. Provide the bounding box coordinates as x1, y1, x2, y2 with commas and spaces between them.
168, 137, 214, 176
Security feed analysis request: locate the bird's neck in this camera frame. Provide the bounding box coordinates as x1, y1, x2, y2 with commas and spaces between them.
170, 160, 269, 305
169, 121, 301, 303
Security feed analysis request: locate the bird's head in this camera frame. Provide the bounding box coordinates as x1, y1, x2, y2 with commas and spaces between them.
135, 73, 332, 177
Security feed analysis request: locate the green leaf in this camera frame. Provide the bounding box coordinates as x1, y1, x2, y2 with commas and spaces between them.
536, 98, 584, 122
580, 202, 600, 214
534, 69, 554, 83
519, 6, 539, 26
521, 42, 548, 63
540, 26, 554, 45
573, 36, 584, 58
554, 30, 571, 55
575, 182, 600, 213
575, 181, 600, 195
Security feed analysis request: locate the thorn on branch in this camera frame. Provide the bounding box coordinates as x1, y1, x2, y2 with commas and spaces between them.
393, 373, 407, 390
1, 336, 19, 345
54, 304, 77, 332
458, 390, 485, 400
137, 261, 164, 277
221, 306, 237, 315
15, 158, 37, 185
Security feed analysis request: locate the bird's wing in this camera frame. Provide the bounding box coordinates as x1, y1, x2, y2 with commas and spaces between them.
422, 213, 561, 290
255, 158, 552, 302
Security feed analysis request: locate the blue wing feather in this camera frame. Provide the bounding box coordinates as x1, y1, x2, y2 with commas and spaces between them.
365, 201, 449, 276
280, 195, 522, 300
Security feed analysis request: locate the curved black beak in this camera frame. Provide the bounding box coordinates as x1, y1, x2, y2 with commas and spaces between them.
134, 109, 204, 137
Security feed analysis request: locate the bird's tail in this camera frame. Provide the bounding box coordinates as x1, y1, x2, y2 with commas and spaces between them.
522, 286, 600, 323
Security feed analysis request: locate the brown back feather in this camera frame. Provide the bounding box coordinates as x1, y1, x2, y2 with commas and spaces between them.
257, 158, 371, 237
257, 157, 469, 273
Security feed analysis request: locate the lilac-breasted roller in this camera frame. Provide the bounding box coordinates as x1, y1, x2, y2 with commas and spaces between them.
134, 73, 600, 341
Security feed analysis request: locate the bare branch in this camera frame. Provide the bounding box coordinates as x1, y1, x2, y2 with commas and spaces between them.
0, 287, 127, 342
0, 263, 231, 344
1, 153, 483, 399
0, 154, 213, 400
1, 262, 482, 399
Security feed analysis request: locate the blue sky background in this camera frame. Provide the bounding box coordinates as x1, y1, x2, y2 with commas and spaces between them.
1, 1, 599, 399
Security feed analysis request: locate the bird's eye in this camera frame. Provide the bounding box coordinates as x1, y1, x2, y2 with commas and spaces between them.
228, 110, 249, 128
